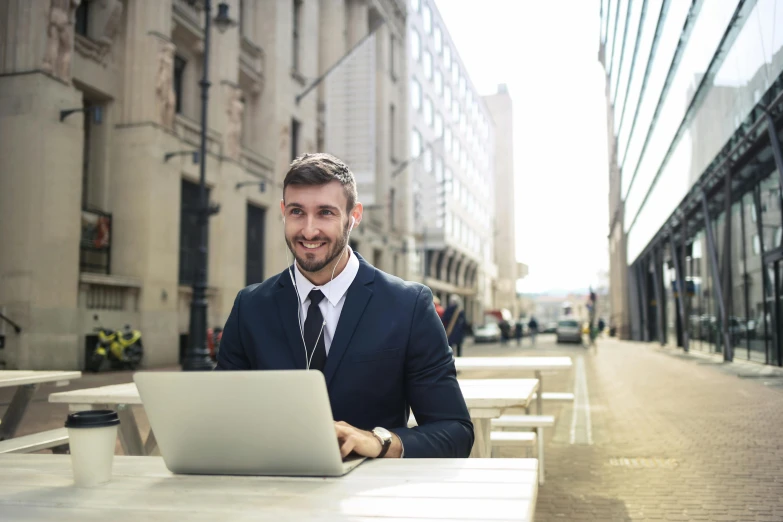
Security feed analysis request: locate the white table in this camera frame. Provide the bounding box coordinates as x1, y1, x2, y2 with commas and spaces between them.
459, 378, 539, 459
0, 454, 538, 521
49, 382, 151, 456
0, 371, 81, 441
455, 357, 572, 414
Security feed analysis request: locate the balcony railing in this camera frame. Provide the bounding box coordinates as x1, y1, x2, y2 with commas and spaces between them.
80, 208, 112, 274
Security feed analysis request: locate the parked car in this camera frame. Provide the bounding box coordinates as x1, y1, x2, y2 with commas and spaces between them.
556, 319, 583, 344
542, 322, 558, 334
473, 323, 502, 343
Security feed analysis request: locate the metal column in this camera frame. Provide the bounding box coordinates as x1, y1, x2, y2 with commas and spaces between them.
638, 260, 650, 342
722, 167, 734, 361
700, 189, 733, 361
651, 248, 665, 345
671, 235, 690, 352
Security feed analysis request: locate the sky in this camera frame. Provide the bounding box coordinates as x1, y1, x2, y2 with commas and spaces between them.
435, 0, 610, 295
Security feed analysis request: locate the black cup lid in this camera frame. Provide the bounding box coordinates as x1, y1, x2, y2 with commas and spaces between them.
65, 409, 120, 429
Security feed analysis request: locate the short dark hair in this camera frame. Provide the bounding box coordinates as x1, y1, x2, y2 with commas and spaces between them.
283, 153, 358, 213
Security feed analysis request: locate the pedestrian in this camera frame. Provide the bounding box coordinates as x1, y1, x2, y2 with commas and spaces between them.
441, 295, 467, 357
433, 295, 445, 320
598, 317, 606, 337
514, 320, 523, 346
527, 316, 539, 347
216, 152, 473, 458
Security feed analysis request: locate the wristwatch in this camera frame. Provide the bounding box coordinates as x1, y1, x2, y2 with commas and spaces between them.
371, 427, 393, 458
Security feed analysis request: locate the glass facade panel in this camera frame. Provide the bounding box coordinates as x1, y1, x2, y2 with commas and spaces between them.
609, 0, 628, 87
605, 0, 618, 77
613, 0, 642, 126
625, 0, 738, 225
743, 191, 767, 361
411, 29, 421, 61
621, 0, 690, 196
626, 0, 783, 260
618, 0, 663, 161
759, 173, 782, 252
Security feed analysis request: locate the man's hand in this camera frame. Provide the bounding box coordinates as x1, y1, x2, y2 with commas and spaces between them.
334, 421, 403, 459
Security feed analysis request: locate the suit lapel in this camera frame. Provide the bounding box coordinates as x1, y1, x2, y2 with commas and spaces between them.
274, 270, 307, 370
323, 256, 375, 386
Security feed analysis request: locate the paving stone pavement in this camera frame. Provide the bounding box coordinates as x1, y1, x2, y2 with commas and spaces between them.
464, 335, 783, 521
4, 335, 783, 521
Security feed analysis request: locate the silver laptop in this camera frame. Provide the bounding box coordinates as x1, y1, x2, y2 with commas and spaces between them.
133, 370, 366, 477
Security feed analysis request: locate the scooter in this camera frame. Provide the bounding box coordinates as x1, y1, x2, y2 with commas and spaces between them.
87, 315, 144, 372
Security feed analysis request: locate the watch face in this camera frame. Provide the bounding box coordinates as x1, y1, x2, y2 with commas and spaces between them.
374, 427, 392, 442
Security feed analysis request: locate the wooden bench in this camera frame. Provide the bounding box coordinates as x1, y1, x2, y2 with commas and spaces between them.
0, 428, 69, 454
491, 415, 555, 485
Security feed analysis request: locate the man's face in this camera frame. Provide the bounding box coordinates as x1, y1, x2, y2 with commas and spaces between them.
281, 181, 358, 274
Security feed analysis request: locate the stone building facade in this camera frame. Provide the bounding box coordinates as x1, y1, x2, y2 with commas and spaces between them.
0, 0, 408, 370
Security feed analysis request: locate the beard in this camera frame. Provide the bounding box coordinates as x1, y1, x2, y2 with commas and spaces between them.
286, 220, 350, 274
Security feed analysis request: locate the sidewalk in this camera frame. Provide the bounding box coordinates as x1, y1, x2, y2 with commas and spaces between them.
476, 336, 783, 521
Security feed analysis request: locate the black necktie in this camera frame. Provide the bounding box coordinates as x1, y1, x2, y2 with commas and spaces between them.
303, 289, 327, 371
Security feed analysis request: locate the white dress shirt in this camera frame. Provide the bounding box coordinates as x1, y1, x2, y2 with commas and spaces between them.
293, 247, 360, 355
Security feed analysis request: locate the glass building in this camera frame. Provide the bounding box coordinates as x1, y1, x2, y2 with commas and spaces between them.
600, 0, 783, 365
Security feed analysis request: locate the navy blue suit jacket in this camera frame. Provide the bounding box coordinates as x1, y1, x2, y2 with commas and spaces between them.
216, 254, 474, 458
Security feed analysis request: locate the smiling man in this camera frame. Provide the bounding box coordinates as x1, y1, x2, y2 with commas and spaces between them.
216, 153, 474, 459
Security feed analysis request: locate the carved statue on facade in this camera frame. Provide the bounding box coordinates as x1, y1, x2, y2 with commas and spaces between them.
225, 86, 245, 160
42, 0, 81, 81
156, 41, 177, 129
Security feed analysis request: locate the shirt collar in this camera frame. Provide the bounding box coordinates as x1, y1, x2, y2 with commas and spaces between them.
293, 247, 360, 307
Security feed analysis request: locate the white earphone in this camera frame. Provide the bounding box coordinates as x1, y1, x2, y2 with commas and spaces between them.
284, 213, 356, 370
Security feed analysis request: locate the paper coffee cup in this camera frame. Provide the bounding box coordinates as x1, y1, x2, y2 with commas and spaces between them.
65, 410, 120, 487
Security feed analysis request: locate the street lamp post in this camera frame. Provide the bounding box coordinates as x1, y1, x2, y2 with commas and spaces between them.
183, 1, 234, 371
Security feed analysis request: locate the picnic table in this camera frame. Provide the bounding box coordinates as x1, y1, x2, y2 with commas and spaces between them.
455, 356, 573, 414
48, 382, 151, 456
459, 378, 539, 459
0, 371, 81, 441
0, 454, 539, 521
50, 378, 539, 459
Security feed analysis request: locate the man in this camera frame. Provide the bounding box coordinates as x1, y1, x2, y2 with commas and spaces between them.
440, 295, 466, 357
527, 316, 539, 347
217, 153, 474, 459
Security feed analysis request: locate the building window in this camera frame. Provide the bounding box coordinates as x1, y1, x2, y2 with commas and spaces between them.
411, 78, 422, 111
423, 50, 432, 80
179, 179, 210, 285
173, 55, 187, 115
411, 129, 422, 157
390, 33, 397, 80
434, 69, 443, 95
290, 118, 301, 161
423, 146, 432, 172
423, 3, 432, 34
410, 0, 420, 12
452, 64, 459, 85
434, 26, 442, 53
81, 99, 93, 209
444, 85, 452, 111
390, 188, 396, 230
75, 1, 89, 37
246, 204, 266, 285
443, 45, 451, 70
424, 96, 433, 127
434, 113, 443, 137
435, 156, 443, 183
444, 126, 452, 152
389, 103, 396, 161
411, 29, 421, 62
292, 0, 303, 72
